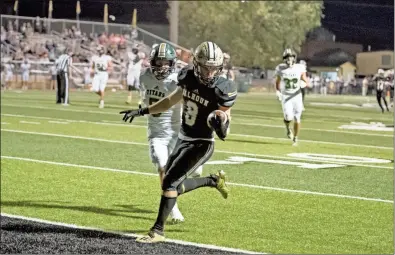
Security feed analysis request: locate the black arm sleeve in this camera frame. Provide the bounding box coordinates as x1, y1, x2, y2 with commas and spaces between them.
215, 79, 238, 108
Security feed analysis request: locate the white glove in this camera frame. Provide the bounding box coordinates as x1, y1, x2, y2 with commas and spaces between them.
276, 90, 282, 101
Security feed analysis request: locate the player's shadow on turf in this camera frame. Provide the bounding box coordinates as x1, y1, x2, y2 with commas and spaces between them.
2, 201, 156, 221
226, 138, 275, 145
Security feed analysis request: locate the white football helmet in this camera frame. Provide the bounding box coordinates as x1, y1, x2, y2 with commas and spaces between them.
193, 41, 224, 87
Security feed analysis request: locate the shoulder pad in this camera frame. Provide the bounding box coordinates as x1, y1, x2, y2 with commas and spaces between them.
167, 72, 179, 83
215, 78, 238, 107
177, 66, 192, 82
177, 66, 194, 86
295, 63, 306, 73
275, 63, 288, 72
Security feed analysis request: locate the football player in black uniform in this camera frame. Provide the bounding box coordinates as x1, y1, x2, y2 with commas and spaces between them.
120, 41, 237, 243
373, 69, 390, 113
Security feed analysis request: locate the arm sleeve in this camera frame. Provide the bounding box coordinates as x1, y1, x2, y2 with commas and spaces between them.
215, 80, 238, 107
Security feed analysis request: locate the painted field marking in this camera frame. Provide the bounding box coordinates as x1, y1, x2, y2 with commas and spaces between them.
1, 113, 392, 150
2, 129, 392, 170
19, 121, 41, 125
1, 156, 393, 204
0, 213, 264, 254
48, 121, 69, 125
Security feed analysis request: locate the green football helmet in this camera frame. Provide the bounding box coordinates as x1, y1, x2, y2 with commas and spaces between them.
149, 43, 177, 80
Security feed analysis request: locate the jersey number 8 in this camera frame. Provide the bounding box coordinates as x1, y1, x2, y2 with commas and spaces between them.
184, 101, 198, 126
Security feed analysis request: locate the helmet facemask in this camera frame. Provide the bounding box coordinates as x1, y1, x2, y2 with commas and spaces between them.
151, 59, 174, 80
284, 54, 296, 67
193, 59, 223, 87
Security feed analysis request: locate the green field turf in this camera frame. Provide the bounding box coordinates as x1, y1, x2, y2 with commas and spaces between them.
1, 90, 394, 254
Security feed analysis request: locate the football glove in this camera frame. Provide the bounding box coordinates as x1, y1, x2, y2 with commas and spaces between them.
120, 105, 149, 123
276, 90, 282, 101
208, 114, 229, 141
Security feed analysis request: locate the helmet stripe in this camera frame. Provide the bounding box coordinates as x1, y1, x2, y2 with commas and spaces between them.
207, 41, 214, 60
158, 43, 166, 58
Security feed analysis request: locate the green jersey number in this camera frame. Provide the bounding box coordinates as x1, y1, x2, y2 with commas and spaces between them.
96, 63, 106, 72
284, 78, 299, 90
149, 98, 162, 117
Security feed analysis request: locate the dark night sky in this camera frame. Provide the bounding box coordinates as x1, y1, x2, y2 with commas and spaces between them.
1, 0, 393, 50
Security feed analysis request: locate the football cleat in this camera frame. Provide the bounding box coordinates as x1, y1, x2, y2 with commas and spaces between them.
213, 170, 229, 199
136, 229, 165, 243
292, 137, 298, 146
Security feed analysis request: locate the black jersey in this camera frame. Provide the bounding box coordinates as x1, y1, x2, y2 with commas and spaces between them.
177, 66, 237, 140
373, 75, 389, 91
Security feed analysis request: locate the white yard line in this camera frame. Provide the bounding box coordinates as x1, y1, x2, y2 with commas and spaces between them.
1, 122, 10, 125
19, 120, 41, 125
0, 213, 264, 254
48, 121, 69, 125
1, 114, 392, 149
3, 103, 392, 125
231, 122, 393, 137
1, 156, 392, 204
232, 133, 393, 150
1, 129, 392, 169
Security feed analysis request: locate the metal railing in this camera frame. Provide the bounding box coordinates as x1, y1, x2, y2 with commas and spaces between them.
1, 14, 190, 52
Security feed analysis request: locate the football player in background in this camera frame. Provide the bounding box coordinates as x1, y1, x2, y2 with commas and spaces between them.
373, 69, 390, 113
299, 60, 307, 111
20, 59, 31, 90
120, 41, 237, 243
126, 48, 143, 104
3, 60, 15, 90
138, 42, 203, 223
91, 45, 112, 108
275, 48, 310, 146
385, 69, 394, 108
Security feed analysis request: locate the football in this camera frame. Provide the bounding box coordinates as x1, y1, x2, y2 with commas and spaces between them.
207, 110, 228, 130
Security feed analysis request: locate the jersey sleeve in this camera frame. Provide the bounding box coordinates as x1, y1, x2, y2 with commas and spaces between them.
299, 64, 306, 73
274, 64, 281, 77
215, 79, 238, 108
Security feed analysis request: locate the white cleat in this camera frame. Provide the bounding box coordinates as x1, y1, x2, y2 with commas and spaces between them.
99, 100, 104, 109
292, 137, 298, 146
169, 204, 184, 224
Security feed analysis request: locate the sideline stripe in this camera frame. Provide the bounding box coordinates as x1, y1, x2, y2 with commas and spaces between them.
0, 213, 264, 254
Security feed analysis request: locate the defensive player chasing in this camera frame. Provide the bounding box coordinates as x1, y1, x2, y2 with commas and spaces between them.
91, 45, 112, 108
120, 41, 237, 243
139, 42, 203, 223
373, 69, 390, 113
275, 48, 310, 146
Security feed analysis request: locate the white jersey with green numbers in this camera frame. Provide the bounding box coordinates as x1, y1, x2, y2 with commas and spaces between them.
91, 54, 112, 73
275, 63, 306, 95
140, 70, 182, 139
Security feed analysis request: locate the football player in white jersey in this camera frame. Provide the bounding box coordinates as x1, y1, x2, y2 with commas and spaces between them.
126, 48, 143, 104
298, 60, 308, 111
21, 59, 31, 90
3, 61, 15, 90
139, 43, 203, 223
91, 45, 112, 108
275, 48, 310, 146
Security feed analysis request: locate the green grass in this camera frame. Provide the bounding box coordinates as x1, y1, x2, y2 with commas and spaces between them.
1, 90, 394, 254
